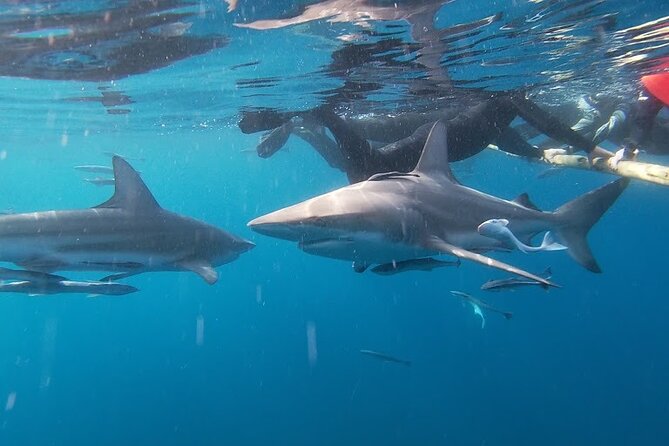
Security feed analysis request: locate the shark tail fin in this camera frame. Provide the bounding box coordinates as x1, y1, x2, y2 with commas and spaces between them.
554, 178, 629, 273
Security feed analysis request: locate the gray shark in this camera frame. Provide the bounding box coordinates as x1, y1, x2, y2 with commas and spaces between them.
248, 122, 628, 285
0, 156, 254, 284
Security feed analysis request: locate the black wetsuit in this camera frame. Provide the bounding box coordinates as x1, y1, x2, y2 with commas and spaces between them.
570, 91, 668, 154
629, 91, 665, 148
312, 93, 597, 183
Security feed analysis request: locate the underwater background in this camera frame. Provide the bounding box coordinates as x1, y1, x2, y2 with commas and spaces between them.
0, 1, 668, 445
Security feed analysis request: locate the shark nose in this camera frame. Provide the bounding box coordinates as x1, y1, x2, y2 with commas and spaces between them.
235, 238, 255, 252
247, 214, 273, 228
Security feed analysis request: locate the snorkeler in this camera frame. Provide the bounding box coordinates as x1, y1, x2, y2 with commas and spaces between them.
250, 92, 611, 183
564, 60, 669, 158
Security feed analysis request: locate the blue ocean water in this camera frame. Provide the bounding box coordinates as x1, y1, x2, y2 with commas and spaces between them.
0, 1, 668, 445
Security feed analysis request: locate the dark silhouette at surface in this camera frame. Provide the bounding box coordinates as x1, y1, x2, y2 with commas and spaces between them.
0, 0, 228, 81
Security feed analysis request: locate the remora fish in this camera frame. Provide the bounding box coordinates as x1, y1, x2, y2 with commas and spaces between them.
74, 165, 114, 174
0, 266, 66, 283
248, 122, 628, 284
450, 290, 513, 321
84, 177, 116, 186
359, 349, 411, 367
0, 156, 254, 284
481, 267, 553, 292
370, 257, 460, 275
477, 218, 567, 253
0, 280, 138, 296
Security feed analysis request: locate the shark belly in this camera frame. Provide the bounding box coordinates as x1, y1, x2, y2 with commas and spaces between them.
0, 228, 184, 272
299, 231, 436, 264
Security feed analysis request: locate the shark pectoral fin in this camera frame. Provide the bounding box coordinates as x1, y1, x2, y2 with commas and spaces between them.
179, 260, 218, 285
423, 237, 560, 289
512, 193, 542, 211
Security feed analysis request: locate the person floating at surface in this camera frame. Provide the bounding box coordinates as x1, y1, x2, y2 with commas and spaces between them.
567, 60, 669, 159
241, 91, 613, 183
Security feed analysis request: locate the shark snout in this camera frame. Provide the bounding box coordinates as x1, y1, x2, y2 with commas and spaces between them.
233, 237, 256, 253
248, 214, 303, 241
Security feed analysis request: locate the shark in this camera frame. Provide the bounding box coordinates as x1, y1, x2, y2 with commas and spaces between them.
0, 156, 254, 284
248, 121, 628, 285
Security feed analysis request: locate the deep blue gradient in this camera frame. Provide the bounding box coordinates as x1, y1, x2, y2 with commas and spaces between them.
0, 1, 668, 445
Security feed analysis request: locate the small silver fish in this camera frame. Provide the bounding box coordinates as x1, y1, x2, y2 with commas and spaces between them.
359, 349, 411, 366
481, 267, 553, 292
450, 290, 513, 320
0, 279, 138, 296
371, 257, 460, 275
83, 177, 116, 186
74, 165, 114, 174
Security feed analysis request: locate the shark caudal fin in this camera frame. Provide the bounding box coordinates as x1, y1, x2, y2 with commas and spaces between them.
554, 178, 629, 273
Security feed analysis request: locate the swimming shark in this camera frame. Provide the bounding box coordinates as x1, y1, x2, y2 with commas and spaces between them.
0, 156, 254, 284
248, 122, 628, 284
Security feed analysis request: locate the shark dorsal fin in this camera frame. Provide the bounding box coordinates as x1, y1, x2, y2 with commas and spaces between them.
512, 193, 541, 211
411, 121, 457, 183
95, 156, 160, 212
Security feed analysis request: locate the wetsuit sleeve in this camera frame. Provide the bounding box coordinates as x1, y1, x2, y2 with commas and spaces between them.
312, 107, 386, 183
238, 109, 296, 134
571, 96, 601, 137
292, 124, 348, 171
511, 95, 597, 153
375, 122, 433, 169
